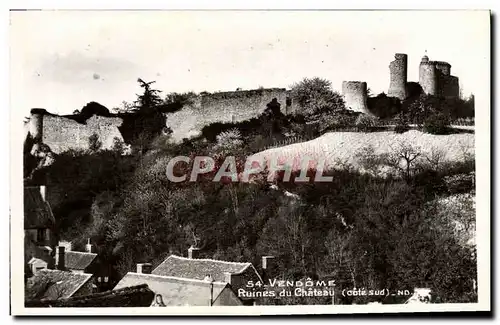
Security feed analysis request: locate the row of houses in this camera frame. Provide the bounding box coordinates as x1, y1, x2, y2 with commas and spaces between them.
23, 185, 272, 307
24, 184, 432, 307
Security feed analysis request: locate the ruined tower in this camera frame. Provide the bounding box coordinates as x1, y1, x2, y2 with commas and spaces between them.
434, 61, 459, 98
419, 55, 459, 98
342, 81, 368, 113
388, 53, 408, 100
419, 55, 437, 96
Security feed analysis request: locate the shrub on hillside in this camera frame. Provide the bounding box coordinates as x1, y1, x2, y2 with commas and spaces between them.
290, 77, 345, 116
355, 114, 379, 132
423, 112, 451, 135
394, 123, 410, 134
394, 113, 410, 134
366, 93, 402, 118
215, 128, 243, 149
316, 109, 359, 133
443, 173, 475, 194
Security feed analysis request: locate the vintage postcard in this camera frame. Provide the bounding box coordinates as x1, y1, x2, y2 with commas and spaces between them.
10, 9, 490, 315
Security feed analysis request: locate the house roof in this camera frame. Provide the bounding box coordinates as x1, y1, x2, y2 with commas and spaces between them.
25, 284, 155, 308
114, 272, 232, 306
64, 251, 97, 270
24, 187, 55, 229
28, 257, 47, 266
152, 255, 259, 283
25, 269, 93, 300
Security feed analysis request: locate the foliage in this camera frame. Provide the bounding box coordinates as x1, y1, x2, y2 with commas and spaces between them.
112, 101, 137, 114
88, 133, 103, 153
213, 128, 244, 153
316, 109, 360, 133
443, 173, 475, 194
366, 93, 402, 118
423, 112, 451, 135
394, 112, 410, 134
355, 114, 379, 132
43, 78, 477, 306
290, 77, 345, 116
162, 92, 198, 113
135, 78, 163, 113
80, 102, 111, 117
403, 94, 474, 125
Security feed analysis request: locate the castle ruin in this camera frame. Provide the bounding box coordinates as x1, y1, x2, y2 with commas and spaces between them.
419, 55, 459, 98
25, 109, 125, 155
388, 53, 408, 100
342, 52, 460, 114
24, 52, 462, 152
341, 81, 368, 113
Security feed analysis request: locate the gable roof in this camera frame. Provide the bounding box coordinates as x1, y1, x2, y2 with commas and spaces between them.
114, 272, 234, 306
152, 255, 260, 283
25, 269, 93, 300
24, 187, 55, 229
25, 284, 155, 308
64, 251, 97, 270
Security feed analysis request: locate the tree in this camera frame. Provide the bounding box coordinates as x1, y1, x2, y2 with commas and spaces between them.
387, 141, 422, 181
163, 91, 198, 113
290, 77, 345, 116
112, 101, 137, 114
80, 101, 110, 117
135, 78, 163, 114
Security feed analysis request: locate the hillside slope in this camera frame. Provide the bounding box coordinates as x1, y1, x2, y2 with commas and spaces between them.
249, 130, 474, 171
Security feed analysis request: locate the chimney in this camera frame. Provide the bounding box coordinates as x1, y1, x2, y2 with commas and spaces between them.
39, 185, 47, 201
136, 263, 152, 274
224, 272, 232, 284
188, 246, 200, 259
57, 246, 65, 270
261, 255, 275, 281
85, 238, 92, 253
58, 240, 72, 252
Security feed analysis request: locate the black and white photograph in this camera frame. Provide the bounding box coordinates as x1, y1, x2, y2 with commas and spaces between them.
9, 9, 490, 315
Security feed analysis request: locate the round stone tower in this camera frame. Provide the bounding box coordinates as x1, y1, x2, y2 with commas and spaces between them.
419, 56, 437, 96
342, 81, 368, 113
388, 53, 408, 100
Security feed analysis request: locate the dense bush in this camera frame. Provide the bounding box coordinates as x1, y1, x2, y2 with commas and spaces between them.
393, 113, 411, 134
290, 77, 345, 116
355, 114, 379, 132
316, 109, 360, 133
366, 93, 402, 118
423, 112, 451, 135
443, 173, 475, 194
403, 94, 474, 125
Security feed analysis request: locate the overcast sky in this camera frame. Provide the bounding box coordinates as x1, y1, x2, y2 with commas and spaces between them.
10, 10, 489, 117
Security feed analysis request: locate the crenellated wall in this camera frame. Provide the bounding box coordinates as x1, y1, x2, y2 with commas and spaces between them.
342, 81, 368, 113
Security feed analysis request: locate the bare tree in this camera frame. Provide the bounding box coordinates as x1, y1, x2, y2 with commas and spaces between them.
387, 141, 422, 181
423, 146, 446, 171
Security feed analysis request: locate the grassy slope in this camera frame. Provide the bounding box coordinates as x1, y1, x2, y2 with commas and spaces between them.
249, 130, 475, 171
